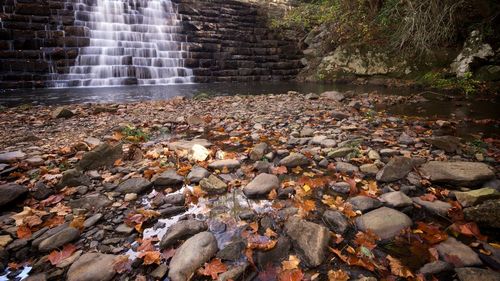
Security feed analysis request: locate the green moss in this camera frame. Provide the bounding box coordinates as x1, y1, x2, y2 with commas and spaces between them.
122, 126, 150, 142
418, 71, 481, 95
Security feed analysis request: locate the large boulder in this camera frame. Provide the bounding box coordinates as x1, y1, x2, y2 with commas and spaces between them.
355, 207, 412, 240
77, 143, 122, 171
67, 253, 117, 281
0, 183, 28, 208
284, 217, 330, 267
450, 30, 494, 78
243, 173, 280, 198
420, 161, 495, 187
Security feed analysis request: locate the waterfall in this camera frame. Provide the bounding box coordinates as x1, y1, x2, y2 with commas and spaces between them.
61, 0, 193, 87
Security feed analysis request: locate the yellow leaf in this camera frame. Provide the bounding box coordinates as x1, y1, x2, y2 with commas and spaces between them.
327, 269, 350, 281
387, 255, 414, 278
282, 255, 300, 271
303, 184, 311, 192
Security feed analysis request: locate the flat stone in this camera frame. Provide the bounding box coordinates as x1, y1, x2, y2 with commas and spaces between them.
347, 196, 382, 212
420, 161, 495, 187
188, 144, 210, 162
151, 264, 169, 280
153, 170, 184, 187
200, 175, 227, 195
116, 177, 152, 194
168, 139, 212, 151
69, 194, 112, 210
77, 143, 122, 171
168, 232, 218, 281
26, 156, 44, 166
424, 136, 460, 153
360, 163, 379, 176
320, 139, 337, 148
311, 135, 328, 145
58, 169, 91, 189
455, 267, 500, 281
208, 159, 241, 170
279, 153, 310, 167
463, 199, 500, 228
0, 151, 26, 163
328, 147, 354, 158
187, 166, 210, 183
435, 237, 482, 267
83, 214, 102, 228
380, 191, 413, 208
335, 162, 359, 174
418, 261, 452, 275
320, 91, 345, 101
67, 253, 117, 281
322, 210, 349, 234
39, 227, 80, 252
284, 217, 330, 267
380, 148, 399, 157
52, 107, 74, 119
115, 224, 133, 234
250, 143, 269, 161
243, 173, 280, 198
0, 183, 28, 208
160, 220, 208, 249
412, 197, 451, 217
376, 157, 414, 182
0, 235, 12, 247
355, 207, 412, 240
455, 188, 500, 207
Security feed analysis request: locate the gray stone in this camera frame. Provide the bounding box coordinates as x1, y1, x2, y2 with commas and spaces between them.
208, 159, 241, 170
311, 135, 328, 145
83, 214, 102, 228
153, 170, 184, 187
77, 143, 122, 171
26, 156, 44, 166
380, 148, 399, 157
355, 207, 412, 240
424, 136, 460, 153
455, 267, 500, 281
305, 93, 319, 100
320, 91, 345, 101
200, 175, 227, 195
255, 236, 291, 268
284, 217, 330, 267
279, 153, 310, 167
335, 162, 359, 174
330, 182, 351, 194
58, 169, 91, 189
435, 237, 482, 267
322, 210, 349, 234
39, 227, 80, 252
328, 147, 355, 158
160, 220, 208, 249
116, 177, 152, 194
52, 107, 74, 119
151, 264, 169, 280
455, 188, 500, 207
67, 253, 116, 281
418, 261, 452, 275
243, 173, 280, 198
250, 143, 268, 161
412, 197, 451, 217
168, 139, 212, 151
368, 150, 380, 160
347, 196, 382, 212
360, 164, 379, 176
115, 224, 133, 234
168, 232, 218, 281
463, 199, 500, 228
69, 194, 112, 210
420, 161, 495, 187
398, 132, 415, 145
0, 183, 28, 208
187, 166, 210, 183
376, 156, 414, 182
216, 240, 246, 261
380, 191, 412, 208
217, 263, 248, 281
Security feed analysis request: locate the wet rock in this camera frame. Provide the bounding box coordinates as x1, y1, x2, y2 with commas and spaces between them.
376, 157, 414, 182
69, 194, 112, 210
256, 236, 291, 269
328, 147, 355, 158
322, 210, 349, 234
0, 151, 26, 163
24, 273, 47, 281
39, 227, 80, 252
52, 107, 74, 118
347, 196, 382, 212
208, 159, 240, 170
160, 220, 207, 249
187, 166, 210, 183
285, 217, 330, 267
168, 139, 212, 151
164, 193, 185, 206
424, 136, 460, 153
420, 161, 494, 187
168, 232, 218, 281
412, 197, 451, 217
454, 188, 500, 207
58, 169, 91, 189
380, 191, 412, 208
418, 261, 452, 275
335, 162, 359, 174
455, 267, 500, 281
463, 199, 500, 228
243, 173, 280, 198
77, 143, 122, 171
116, 177, 152, 194
67, 253, 117, 281
217, 240, 246, 261
435, 237, 482, 267
200, 175, 227, 195
321, 91, 345, 101
0, 183, 28, 208
153, 170, 184, 187
250, 143, 269, 161
279, 153, 310, 167
355, 207, 412, 240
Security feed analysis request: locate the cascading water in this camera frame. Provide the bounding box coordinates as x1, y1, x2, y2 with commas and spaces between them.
59, 0, 193, 87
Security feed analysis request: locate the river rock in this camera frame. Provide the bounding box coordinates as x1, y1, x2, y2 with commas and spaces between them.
67, 253, 117, 281
151, 264, 168, 280
69, 193, 112, 210
200, 175, 227, 195
77, 143, 122, 171
455, 188, 500, 207
0, 151, 26, 163
328, 147, 355, 158
463, 199, 500, 228
168, 231, 218, 281
347, 196, 382, 212
208, 159, 240, 170
58, 169, 91, 189
153, 170, 184, 187
243, 173, 280, 198
376, 156, 414, 182
168, 139, 212, 151
255, 236, 291, 269
250, 143, 268, 161
322, 210, 349, 234
455, 267, 500, 281
38, 227, 80, 252
335, 162, 359, 174
279, 153, 310, 167
284, 217, 330, 267
0, 183, 28, 208
187, 166, 210, 183
216, 240, 246, 261
355, 207, 412, 240
217, 264, 248, 281
52, 107, 74, 118
380, 191, 412, 208
360, 164, 379, 176
320, 91, 345, 101
424, 136, 460, 153
418, 261, 452, 275
116, 177, 152, 194
435, 237, 482, 267
420, 161, 495, 187
83, 213, 102, 228
412, 197, 451, 217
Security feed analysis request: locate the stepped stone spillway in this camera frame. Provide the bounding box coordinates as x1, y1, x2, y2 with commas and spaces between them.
0, 0, 303, 88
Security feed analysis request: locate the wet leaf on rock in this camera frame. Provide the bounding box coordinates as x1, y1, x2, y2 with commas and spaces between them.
113, 255, 132, 273
198, 258, 227, 280
138, 251, 161, 265
48, 244, 77, 265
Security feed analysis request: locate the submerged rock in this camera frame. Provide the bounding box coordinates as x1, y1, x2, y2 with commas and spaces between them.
285, 217, 330, 267
420, 161, 494, 187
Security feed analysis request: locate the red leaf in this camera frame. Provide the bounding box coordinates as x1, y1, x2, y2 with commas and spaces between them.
278, 269, 304, 281
198, 258, 227, 279
48, 244, 77, 265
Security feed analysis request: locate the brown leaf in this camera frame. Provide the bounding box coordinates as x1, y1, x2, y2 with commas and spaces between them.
17, 225, 32, 239
278, 269, 303, 281
48, 244, 77, 265
387, 255, 414, 278
272, 166, 288, 175
113, 255, 132, 273
281, 255, 300, 271
198, 258, 227, 280
327, 269, 350, 281
138, 251, 161, 265
69, 216, 85, 231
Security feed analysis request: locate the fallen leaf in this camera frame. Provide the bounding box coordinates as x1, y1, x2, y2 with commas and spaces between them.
327, 269, 350, 281
278, 269, 303, 281
198, 258, 227, 279
48, 244, 77, 265
69, 216, 85, 231
113, 255, 132, 273
138, 251, 161, 265
17, 225, 32, 239
281, 255, 300, 271
272, 166, 288, 175
387, 255, 414, 278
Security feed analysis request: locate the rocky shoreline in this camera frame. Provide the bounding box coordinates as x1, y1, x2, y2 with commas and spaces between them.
0, 91, 499, 281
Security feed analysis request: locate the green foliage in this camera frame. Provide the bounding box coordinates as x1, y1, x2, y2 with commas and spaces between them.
122, 126, 149, 142
419, 71, 481, 95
